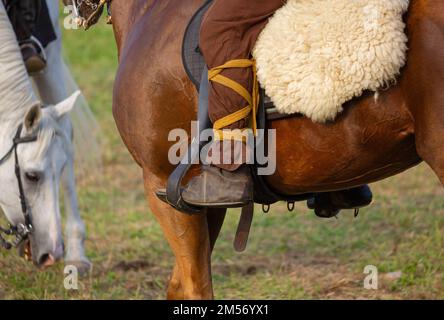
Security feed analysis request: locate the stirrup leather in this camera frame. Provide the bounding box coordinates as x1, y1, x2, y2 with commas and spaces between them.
208, 59, 259, 142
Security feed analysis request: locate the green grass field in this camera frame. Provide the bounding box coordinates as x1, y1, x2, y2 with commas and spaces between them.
0, 19, 443, 300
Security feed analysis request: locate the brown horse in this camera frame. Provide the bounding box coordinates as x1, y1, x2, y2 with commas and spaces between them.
76, 0, 444, 299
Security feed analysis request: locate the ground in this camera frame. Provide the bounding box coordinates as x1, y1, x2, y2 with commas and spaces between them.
0, 19, 443, 300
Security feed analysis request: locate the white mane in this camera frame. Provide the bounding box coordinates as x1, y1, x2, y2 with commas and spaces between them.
0, 2, 37, 127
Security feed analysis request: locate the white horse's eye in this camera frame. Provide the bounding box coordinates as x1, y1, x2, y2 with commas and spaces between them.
25, 172, 41, 183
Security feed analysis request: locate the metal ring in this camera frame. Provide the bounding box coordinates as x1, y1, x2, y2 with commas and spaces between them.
262, 204, 270, 213
287, 201, 295, 212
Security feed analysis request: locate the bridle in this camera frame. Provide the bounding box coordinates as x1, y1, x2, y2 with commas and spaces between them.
70, 0, 113, 30
0, 124, 37, 250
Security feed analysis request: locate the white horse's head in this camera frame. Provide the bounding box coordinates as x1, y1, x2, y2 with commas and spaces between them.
0, 91, 80, 268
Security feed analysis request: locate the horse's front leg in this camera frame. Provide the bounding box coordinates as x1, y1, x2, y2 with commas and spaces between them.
62, 154, 91, 274
144, 173, 214, 299
167, 208, 226, 300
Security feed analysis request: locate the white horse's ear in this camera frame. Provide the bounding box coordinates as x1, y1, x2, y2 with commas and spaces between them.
53, 91, 81, 118
24, 102, 42, 132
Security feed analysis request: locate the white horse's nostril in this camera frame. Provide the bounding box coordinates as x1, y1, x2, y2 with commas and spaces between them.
38, 253, 55, 268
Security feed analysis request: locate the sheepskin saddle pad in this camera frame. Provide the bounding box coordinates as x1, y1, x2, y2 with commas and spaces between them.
253, 0, 409, 123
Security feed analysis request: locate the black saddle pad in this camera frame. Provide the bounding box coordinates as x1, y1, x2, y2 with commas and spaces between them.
182, 0, 213, 90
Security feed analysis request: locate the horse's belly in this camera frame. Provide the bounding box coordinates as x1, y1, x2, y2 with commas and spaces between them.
265, 96, 421, 194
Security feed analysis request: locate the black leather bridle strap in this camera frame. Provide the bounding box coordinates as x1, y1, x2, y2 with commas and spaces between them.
0, 124, 36, 164
0, 124, 37, 250
0, 139, 16, 166
13, 128, 34, 227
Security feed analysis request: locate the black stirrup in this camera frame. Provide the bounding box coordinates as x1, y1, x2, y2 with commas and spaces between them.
156, 67, 212, 214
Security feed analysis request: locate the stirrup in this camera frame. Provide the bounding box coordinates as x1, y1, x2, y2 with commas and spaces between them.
155, 68, 211, 214
157, 57, 259, 213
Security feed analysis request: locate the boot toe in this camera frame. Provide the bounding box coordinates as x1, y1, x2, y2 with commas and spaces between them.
25, 56, 47, 74
181, 166, 253, 208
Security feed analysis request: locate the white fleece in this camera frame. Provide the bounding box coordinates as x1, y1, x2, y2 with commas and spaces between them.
253, 0, 409, 122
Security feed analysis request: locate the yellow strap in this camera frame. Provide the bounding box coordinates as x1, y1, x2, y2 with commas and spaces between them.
213, 129, 251, 142
208, 59, 259, 141
213, 106, 252, 142
213, 106, 252, 130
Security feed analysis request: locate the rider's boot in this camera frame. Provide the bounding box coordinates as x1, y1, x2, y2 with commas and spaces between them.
181, 165, 253, 208
20, 38, 46, 74
307, 185, 373, 218
6, 0, 46, 73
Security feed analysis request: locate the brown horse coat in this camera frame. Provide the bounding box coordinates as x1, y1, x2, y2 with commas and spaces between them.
95, 0, 443, 299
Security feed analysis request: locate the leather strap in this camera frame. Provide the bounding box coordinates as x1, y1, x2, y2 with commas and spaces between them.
234, 202, 254, 252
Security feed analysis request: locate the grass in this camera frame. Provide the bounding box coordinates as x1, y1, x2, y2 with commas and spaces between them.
1, 18, 444, 300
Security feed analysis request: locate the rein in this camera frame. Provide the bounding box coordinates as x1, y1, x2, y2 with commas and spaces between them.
71, 0, 113, 30
0, 124, 37, 250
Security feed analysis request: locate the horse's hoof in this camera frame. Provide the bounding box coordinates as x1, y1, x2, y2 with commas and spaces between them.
65, 259, 93, 277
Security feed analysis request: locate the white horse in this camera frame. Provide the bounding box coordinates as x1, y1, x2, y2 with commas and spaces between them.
0, 0, 93, 270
